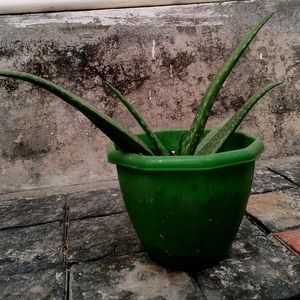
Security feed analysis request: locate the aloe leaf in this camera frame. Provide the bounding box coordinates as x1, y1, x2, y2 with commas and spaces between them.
194, 81, 282, 156
193, 119, 228, 154
103, 81, 169, 155
0, 70, 154, 155
180, 13, 274, 155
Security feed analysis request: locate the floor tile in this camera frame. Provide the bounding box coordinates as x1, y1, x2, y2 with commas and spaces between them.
67, 188, 125, 220
267, 157, 300, 186
194, 218, 300, 300
0, 222, 63, 275
0, 194, 65, 229
0, 267, 64, 299
247, 188, 300, 232
68, 212, 143, 263
277, 229, 300, 255
251, 167, 293, 194
70, 253, 204, 300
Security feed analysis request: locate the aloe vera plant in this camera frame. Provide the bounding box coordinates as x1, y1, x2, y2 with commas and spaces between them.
0, 14, 281, 157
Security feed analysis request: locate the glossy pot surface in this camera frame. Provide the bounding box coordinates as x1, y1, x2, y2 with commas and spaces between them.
108, 129, 263, 269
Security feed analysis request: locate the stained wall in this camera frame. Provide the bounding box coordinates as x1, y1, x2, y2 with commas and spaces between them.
0, 0, 299, 192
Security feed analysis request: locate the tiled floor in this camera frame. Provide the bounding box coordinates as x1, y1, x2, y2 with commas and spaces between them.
0, 157, 299, 299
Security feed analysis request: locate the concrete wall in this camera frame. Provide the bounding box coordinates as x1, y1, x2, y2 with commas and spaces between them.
0, 0, 299, 193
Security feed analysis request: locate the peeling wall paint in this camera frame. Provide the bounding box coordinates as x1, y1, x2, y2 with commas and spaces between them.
0, 0, 299, 193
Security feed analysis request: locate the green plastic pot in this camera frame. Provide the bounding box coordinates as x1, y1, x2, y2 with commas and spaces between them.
108, 129, 264, 269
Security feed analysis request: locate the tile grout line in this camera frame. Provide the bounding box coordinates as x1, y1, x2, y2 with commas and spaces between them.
63, 203, 70, 300
70, 209, 126, 222
266, 167, 300, 188
245, 213, 271, 234
250, 185, 293, 195
273, 235, 300, 258
247, 212, 300, 257
67, 250, 146, 266
187, 272, 208, 300
0, 219, 61, 231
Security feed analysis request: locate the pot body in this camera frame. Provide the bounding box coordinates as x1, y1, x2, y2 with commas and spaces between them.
108, 130, 263, 269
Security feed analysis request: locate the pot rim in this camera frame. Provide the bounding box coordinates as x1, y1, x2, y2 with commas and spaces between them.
107, 129, 264, 171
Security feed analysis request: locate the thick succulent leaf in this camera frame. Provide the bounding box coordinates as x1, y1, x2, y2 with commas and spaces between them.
194, 81, 282, 156
104, 81, 169, 155
180, 13, 274, 155
0, 70, 154, 155
193, 119, 228, 154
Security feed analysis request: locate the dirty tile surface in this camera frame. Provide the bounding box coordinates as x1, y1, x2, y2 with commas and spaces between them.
0, 267, 64, 300
251, 166, 294, 194
0, 222, 63, 275
67, 188, 125, 220
247, 188, 300, 232
277, 229, 300, 255
0, 194, 66, 229
68, 212, 143, 263
266, 157, 300, 186
70, 253, 205, 300
194, 218, 300, 300
0, 157, 299, 299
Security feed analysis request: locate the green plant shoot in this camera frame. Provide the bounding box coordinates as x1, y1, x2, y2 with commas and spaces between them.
103, 81, 168, 155
194, 81, 283, 155
179, 13, 274, 155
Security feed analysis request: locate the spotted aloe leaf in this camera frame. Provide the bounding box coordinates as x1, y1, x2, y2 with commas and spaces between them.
0, 70, 154, 155
194, 81, 282, 156
103, 81, 168, 155
193, 119, 228, 153
180, 13, 274, 155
